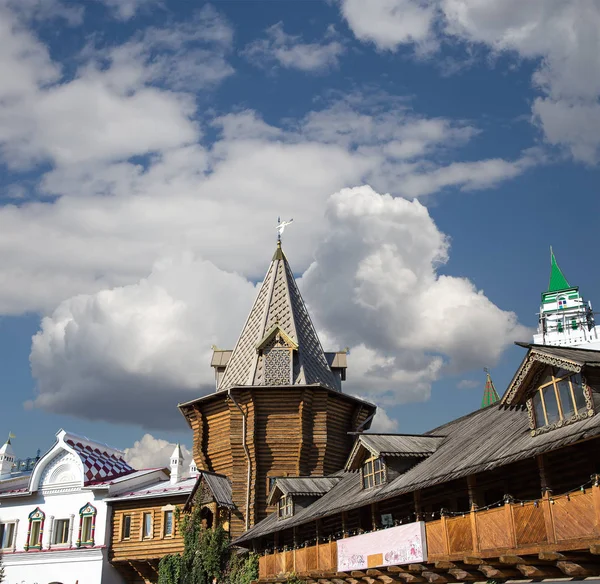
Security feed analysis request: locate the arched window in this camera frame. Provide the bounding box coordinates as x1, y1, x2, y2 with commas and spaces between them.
25, 507, 45, 550
77, 503, 97, 547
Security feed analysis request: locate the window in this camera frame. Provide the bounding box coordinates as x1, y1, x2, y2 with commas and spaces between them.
164, 510, 174, 537
558, 296, 567, 309
77, 503, 96, 547
532, 368, 588, 428
122, 515, 132, 540
143, 512, 153, 539
362, 456, 386, 489
26, 507, 44, 550
53, 519, 69, 545
0, 522, 16, 549
277, 495, 293, 519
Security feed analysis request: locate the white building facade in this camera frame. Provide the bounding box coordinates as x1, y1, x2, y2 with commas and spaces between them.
0, 430, 167, 584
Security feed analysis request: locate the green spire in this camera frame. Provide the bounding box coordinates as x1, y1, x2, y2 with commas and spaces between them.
548, 247, 570, 292
481, 370, 500, 408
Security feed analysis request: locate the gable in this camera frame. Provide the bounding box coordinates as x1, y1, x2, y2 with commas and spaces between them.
38, 450, 83, 493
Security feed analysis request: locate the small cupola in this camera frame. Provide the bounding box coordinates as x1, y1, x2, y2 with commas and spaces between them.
0, 433, 15, 480
170, 443, 184, 484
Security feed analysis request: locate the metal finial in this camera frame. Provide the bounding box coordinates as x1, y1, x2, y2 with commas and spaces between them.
276, 217, 293, 241
483, 367, 489, 374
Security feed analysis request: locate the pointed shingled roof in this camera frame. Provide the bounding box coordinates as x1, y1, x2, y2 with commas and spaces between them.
218, 241, 339, 392
548, 247, 570, 292
481, 371, 500, 408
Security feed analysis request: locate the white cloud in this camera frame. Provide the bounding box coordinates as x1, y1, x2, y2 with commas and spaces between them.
299, 186, 529, 406
339, 0, 438, 54
97, 0, 160, 21
0, 95, 535, 316
124, 433, 192, 470
244, 22, 345, 72
0, 4, 234, 169
29, 187, 527, 428
339, 0, 600, 163
28, 255, 257, 427
457, 379, 478, 389
369, 406, 400, 433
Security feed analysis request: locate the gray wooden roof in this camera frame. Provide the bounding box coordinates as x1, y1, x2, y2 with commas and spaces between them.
217, 242, 340, 392
234, 345, 600, 545
267, 476, 342, 505
236, 402, 600, 544
185, 470, 234, 511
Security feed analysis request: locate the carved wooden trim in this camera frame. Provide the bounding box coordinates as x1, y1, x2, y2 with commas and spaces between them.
503, 351, 581, 407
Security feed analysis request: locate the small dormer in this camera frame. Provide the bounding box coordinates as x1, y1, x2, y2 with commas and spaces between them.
267, 476, 341, 519
256, 325, 298, 386
501, 344, 598, 435
346, 434, 445, 489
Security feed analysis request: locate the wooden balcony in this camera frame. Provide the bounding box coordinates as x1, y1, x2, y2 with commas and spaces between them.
258, 486, 600, 581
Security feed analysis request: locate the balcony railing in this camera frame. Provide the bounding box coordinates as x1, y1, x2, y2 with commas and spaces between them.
258, 486, 600, 579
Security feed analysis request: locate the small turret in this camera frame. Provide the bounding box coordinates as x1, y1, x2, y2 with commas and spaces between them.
170, 443, 184, 484
481, 369, 500, 408
189, 459, 199, 478
534, 248, 600, 348
0, 433, 16, 480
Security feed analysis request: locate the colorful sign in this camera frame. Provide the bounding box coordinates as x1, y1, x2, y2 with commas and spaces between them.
336, 521, 427, 571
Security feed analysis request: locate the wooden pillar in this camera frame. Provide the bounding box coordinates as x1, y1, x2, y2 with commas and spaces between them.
537, 454, 556, 544
413, 491, 423, 521
315, 519, 321, 570
467, 476, 480, 554
537, 454, 552, 495
371, 502, 378, 531
592, 474, 600, 533
467, 475, 479, 510
342, 511, 348, 538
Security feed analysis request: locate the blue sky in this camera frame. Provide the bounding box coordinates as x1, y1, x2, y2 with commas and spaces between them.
1, 0, 600, 467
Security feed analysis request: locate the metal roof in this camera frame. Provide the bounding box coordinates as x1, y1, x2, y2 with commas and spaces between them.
217, 241, 340, 392
105, 475, 196, 501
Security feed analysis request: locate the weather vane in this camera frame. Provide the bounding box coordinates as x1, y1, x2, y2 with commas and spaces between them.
276, 216, 293, 241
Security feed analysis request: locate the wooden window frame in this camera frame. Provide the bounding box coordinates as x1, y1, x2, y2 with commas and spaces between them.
277, 495, 293, 519
532, 367, 588, 428
141, 511, 153, 540
162, 508, 175, 538
361, 456, 386, 490
121, 514, 132, 541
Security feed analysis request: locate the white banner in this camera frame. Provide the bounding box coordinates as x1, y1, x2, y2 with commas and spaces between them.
337, 521, 427, 571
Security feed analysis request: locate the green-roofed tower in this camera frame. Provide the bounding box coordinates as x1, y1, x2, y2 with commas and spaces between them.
548, 247, 570, 292
534, 248, 600, 349
481, 369, 500, 408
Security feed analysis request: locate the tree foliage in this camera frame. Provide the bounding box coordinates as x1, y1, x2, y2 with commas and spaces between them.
158, 498, 258, 584
0, 550, 5, 584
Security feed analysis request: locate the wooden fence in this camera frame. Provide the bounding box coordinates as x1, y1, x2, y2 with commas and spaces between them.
258, 487, 600, 578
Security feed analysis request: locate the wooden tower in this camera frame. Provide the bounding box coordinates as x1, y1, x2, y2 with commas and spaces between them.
179, 241, 376, 536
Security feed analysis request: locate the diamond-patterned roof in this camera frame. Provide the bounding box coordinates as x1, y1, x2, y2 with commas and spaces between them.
65, 437, 134, 485
218, 241, 339, 392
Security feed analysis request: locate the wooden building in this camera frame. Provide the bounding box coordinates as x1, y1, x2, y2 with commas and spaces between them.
107, 447, 234, 583
235, 343, 600, 583
178, 241, 376, 538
